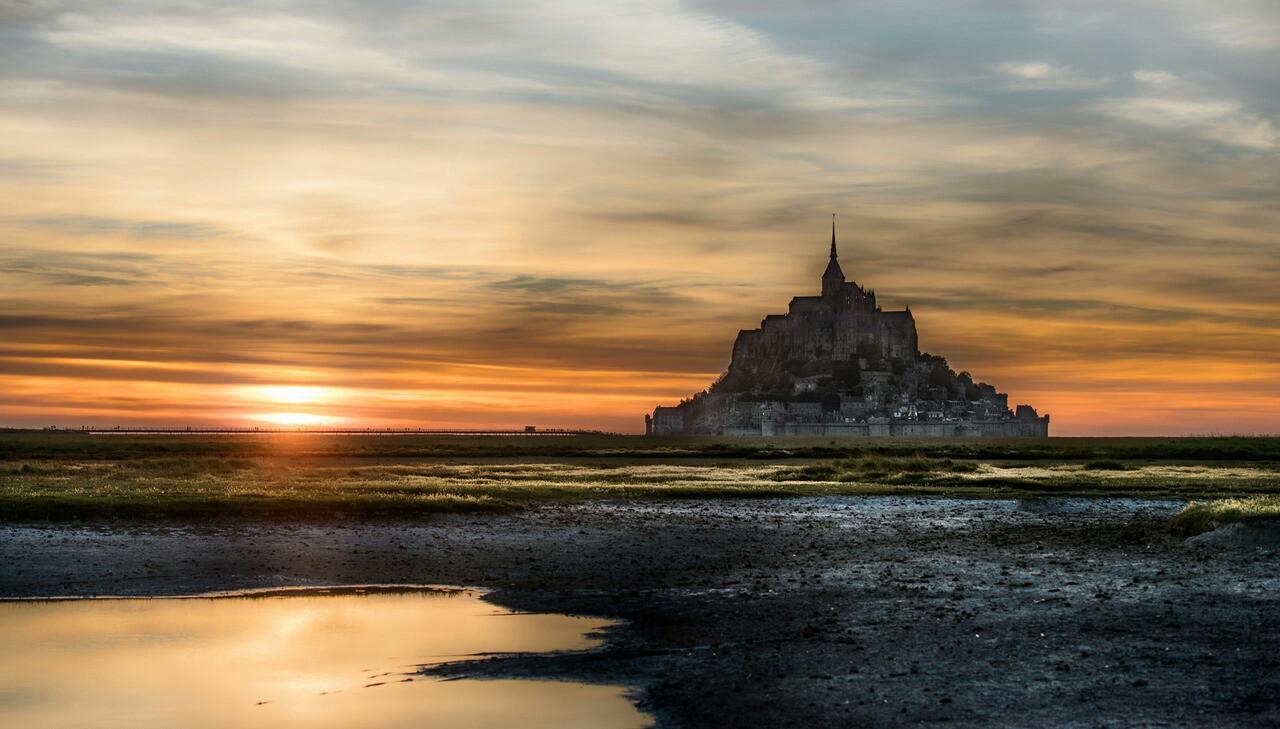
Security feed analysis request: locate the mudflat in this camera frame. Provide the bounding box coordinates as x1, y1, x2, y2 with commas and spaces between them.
3, 496, 1278, 728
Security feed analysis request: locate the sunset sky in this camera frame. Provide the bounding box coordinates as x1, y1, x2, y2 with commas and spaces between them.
2, 1, 1278, 435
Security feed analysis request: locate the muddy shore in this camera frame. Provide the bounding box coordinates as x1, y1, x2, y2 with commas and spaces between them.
2, 496, 1278, 727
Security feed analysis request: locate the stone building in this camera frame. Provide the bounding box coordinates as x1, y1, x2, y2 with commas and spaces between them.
727, 224, 918, 374
647, 220, 1050, 438
646, 406, 685, 436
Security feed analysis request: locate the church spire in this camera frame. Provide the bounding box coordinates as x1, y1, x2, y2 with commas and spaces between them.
821, 214, 845, 298
830, 213, 837, 259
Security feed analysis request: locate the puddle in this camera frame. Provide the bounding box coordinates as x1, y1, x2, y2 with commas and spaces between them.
0, 586, 650, 728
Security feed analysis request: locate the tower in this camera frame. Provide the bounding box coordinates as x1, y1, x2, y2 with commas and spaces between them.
822, 214, 845, 299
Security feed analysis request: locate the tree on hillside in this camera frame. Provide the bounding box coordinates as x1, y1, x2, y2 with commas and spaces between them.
833, 359, 861, 389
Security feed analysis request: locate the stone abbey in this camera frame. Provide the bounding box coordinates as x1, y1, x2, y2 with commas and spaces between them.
646, 221, 1049, 438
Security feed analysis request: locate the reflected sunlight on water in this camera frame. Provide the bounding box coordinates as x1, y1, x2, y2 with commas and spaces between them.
0, 588, 649, 729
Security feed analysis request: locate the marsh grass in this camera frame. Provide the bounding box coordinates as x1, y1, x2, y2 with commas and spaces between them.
1171, 496, 1280, 536
1084, 460, 1129, 471
6, 433, 1280, 462
1, 433, 1278, 520
769, 456, 1280, 500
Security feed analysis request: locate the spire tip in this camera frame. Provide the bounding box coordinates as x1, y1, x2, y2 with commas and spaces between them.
829, 214, 837, 259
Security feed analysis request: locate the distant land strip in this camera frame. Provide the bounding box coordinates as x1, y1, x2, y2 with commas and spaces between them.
27, 427, 618, 436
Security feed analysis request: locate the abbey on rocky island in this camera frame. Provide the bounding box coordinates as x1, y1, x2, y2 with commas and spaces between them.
646, 220, 1049, 438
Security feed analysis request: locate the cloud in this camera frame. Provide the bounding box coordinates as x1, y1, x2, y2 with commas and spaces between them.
1093, 88, 1278, 151
488, 275, 611, 295
26, 0, 857, 114
486, 275, 697, 317
0, 156, 67, 178
993, 61, 1107, 90
0, 249, 161, 287
1192, 10, 1280, 51
17, 215, 227, 239
1132, 69, 1178, 86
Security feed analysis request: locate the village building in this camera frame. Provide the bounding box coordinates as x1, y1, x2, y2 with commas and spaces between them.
645, 406, 685, 436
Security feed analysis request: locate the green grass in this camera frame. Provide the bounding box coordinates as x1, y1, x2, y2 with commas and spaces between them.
0, 433, 1278, 520
1170, 496, 1280, 536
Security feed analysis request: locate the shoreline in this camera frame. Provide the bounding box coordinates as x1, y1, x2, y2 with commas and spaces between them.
0, 583, 477, 602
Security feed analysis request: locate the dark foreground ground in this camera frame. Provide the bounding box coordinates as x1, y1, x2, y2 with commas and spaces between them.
3, 497, 1279, 728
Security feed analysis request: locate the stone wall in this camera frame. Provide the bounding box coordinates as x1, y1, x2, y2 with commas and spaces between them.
756, 417, 1049, 438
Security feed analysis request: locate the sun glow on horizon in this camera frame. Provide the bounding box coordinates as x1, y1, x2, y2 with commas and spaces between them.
234, 385, 349, 426
247, 412, 345, 427
243, 386, 340, 406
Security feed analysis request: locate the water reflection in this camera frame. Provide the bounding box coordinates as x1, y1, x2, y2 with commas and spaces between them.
0, 587, 649, 728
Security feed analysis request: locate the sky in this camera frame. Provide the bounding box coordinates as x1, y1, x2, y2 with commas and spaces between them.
1, 0, 1278, 435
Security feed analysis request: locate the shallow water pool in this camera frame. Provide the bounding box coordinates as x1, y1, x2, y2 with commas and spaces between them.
0, 586, 649, 728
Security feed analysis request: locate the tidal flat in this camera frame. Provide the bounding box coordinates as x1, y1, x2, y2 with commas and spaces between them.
2, 433, 1279, 727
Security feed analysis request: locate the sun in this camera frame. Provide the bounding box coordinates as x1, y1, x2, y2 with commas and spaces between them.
237, 385, 346, 427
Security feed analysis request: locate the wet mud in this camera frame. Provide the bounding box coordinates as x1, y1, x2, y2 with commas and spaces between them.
2, 497, 1278, 727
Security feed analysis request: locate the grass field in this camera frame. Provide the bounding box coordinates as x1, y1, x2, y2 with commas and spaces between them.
1171, 496, 1280, 535
1, 432, 1278, 520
